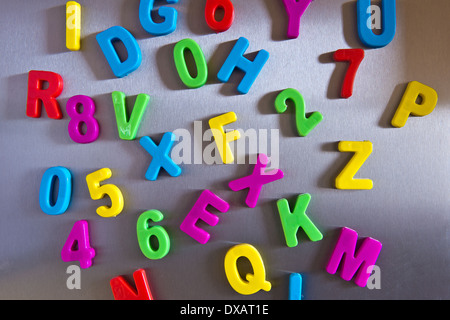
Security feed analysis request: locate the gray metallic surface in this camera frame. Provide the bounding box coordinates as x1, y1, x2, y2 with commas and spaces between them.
0, 0, 448, 299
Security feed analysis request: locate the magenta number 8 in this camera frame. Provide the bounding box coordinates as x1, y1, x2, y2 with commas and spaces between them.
66, 95, 100, 144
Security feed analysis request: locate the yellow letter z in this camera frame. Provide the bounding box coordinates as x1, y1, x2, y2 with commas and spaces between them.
336, 141, 373, 190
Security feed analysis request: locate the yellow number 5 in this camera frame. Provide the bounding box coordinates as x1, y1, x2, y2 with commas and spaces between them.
86, 168, 124, 218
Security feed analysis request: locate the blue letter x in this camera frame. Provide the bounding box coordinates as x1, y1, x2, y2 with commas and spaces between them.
140, 132, 182, 181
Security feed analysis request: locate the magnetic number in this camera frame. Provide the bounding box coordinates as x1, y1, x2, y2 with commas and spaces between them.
86, 168, 124, 218
205, 0, 235, 33
333, 49, 365, 98
137, 210, 170, 260
39, 166, 72, 215
61, 220, 96, 269
66, 95, 100, 144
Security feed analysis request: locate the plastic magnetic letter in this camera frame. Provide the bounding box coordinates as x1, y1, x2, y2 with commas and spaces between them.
173, 38, 208, 89
96, 26, 142, 78
275, 88, 323, 136
336, 141, 373, 190
110, 269, 153, 300
276, 194, 323, 247
26, 70, 64, 119
39, 166, 72, 215
357, 0, 396, 48
326, 227, 382, 287
111, 91, 150, 140
217, 37, 269, 94
180, 190, 230, 244
281, 0, 313, 39
229, 154, 284, 208
289, 273, 302, 300
205, 0, 235, 33
333, 49, 365, 99
224, 243, 272, 295
208, 112, 241, 164
86, 168, 124, 218
391, 81, 438, 128
137, 210, 170, 260
139, 0, 178, 36
61, 220, 96, 269
66, 95, 100, 144
66, 1, 81, 51
139, 133, 182, 181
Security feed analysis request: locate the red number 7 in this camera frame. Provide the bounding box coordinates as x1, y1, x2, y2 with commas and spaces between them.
333, 49, 365, 99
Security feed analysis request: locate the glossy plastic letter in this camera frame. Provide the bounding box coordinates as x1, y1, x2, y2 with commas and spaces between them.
111, 91, 150, 140
289, 273, 303, 300
217, 37, 269, 94
208, 112, 241, 164
110, 269, 154, 300
277, 194, 323, 247
336, 141, 373, 190
139, 133, 182, 181
229, 154, 284, 208
139, 0, 178, 36
180, 190, 230, 244
224, 243, 272, 295
391, 81, 438, 128
66, 1, 81, 51
281, 0, 313, 39
96, 26, 142, 78
326, 227, 382, 287
26, 70, 63, 119
357, 0, 396, 48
